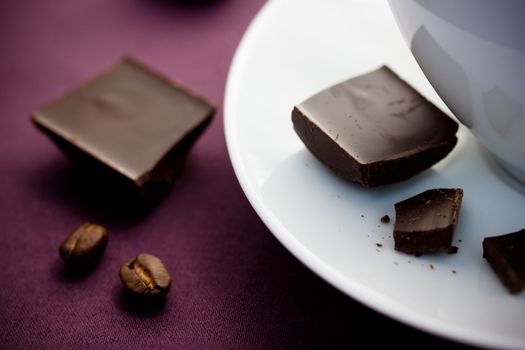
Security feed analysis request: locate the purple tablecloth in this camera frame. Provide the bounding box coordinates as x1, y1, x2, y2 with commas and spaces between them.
0, 0, 474, 348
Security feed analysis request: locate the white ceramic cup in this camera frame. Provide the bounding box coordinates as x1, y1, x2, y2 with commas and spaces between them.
388, 0, 525, 182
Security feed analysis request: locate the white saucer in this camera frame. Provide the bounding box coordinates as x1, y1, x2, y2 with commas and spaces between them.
224, 1, 525, 348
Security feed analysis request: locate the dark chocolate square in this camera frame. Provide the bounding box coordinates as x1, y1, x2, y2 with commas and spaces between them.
31, 57, 214, 201
292, 66, 458, 187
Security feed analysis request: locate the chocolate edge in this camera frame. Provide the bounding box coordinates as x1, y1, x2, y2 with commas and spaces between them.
393, 188, 463, 255
483, 232, 525, 294
292, 105, 458, 187
292, 106, 362, 184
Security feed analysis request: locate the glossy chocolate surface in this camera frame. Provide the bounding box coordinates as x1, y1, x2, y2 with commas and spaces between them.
292, 66, 458, 187
393, 188, 463, 255
32, 57, 214, 200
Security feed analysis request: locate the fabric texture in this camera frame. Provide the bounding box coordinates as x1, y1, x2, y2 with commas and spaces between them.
0, 0, 473, 348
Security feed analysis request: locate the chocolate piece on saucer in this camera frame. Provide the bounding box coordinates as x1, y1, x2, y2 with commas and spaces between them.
483, 229, 525, 294
31, 57, 215, 202
393, 188, 463, 256
291, 66, 458, 187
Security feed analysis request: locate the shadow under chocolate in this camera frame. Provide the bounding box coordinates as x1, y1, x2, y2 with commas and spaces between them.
28, 157, 162, 229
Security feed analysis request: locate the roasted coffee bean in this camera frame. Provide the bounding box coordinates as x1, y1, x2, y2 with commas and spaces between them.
119, 253, 171, 298
59, 223, 108, 266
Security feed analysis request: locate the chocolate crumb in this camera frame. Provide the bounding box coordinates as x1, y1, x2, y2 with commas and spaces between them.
430, 264, 434, 270
448, 246, 459, 254
452, 270, 457, 274
458, 239, 462, 242
483, 229, 525, 294
393, 188, 463, 256
380, 215, 390, 223
376, 243, 383, 248
361, 214, 364, 218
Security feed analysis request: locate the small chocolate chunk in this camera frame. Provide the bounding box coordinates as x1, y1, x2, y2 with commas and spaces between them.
59, 223, 108, 266
380, 215, 390, 223
31, 57, 215, 202
292, 66, 458, 187
393, 188, 463, 255
119, 253, 172, 298
483, 229, 525, 294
